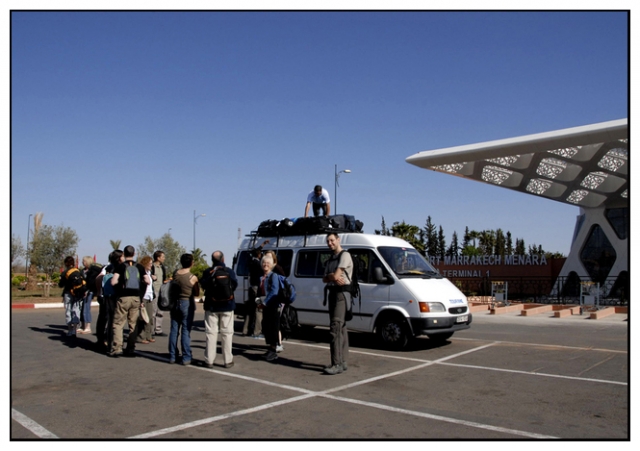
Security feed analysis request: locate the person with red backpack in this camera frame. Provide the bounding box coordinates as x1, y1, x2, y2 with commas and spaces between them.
58, 256, 86, 337
200, 251, 238, 369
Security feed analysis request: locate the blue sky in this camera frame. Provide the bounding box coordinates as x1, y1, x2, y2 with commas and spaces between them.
10, 10, 629, 266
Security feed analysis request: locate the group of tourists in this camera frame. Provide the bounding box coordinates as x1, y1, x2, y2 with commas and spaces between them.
59, 231, 353, 376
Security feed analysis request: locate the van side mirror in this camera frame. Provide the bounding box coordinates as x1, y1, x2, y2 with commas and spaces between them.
374, 267, 393, 284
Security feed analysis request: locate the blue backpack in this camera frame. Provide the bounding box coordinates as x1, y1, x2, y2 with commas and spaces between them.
102, 273, 115, 297
276, 274, 296, 304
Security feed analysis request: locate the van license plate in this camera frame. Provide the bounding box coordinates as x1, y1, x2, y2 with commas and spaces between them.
456, 315, 468, 323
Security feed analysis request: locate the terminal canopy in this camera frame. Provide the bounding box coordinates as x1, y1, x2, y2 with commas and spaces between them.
406, 119, 628, 209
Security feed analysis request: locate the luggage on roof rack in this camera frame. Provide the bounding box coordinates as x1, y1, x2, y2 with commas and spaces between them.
252, 215, 363, 237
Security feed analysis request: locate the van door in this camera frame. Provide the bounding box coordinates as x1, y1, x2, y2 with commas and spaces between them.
293, 249, 333, 327
233, 251, 251, 312
346, 248, 392, 333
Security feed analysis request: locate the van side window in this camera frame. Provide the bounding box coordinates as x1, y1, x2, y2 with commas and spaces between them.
347, 248, 386, 284
274, 250, 293, 277
295, 250, 332, 277
235, 251, 251, 277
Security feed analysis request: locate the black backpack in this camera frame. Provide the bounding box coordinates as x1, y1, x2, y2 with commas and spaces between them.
206, 267, 234, 302
84, 263, 103, 293
65, 268, 88, 298
339, 250, 361, 321
279, 304, 298, 340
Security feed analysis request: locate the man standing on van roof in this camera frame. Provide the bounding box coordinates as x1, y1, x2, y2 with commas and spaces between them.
322, 232, 353, 375
304, 185, 331, 217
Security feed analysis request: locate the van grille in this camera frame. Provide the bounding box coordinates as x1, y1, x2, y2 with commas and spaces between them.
449, 306, 468, 314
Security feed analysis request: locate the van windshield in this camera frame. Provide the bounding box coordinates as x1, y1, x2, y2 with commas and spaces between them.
378, 246, 442, 278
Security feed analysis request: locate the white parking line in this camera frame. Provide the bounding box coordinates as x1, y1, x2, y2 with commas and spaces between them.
437, 362, 628, 386
130, 393, 317, 439
12, 408, 58, 439
131, 343, 555, 440
320, 394, 558, 439
453, 336, 628, 354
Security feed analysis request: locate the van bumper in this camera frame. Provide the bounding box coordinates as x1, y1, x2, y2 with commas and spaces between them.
409, 314, 473, 336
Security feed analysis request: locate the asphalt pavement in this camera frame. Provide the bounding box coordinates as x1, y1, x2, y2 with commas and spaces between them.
10, 305, 629, 440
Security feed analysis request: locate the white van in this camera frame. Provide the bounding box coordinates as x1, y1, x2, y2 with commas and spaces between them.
233, 232, 472, 349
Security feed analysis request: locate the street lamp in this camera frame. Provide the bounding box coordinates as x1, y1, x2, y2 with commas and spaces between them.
334, 164, 351, 215
168, 228, 172, 235
193, 210, 206, 251
25, 214, 32, 279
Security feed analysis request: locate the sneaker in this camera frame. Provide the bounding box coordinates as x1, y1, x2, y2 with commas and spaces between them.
182, 360, 191, 366
108, 350, 123, 358
264, 351, 278, 362
224, 361, 234, 369
323, 364, 343, 375
252, 334, 265, 339
276, 345, 284, 353
205, 362, 214, 369
342, 362, 348, 372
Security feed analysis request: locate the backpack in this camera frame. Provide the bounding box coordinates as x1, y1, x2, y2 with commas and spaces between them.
157, 281, 180, 311
206, 267, 234, 302
123, 262, 141, 291
85, 263, 103, 293
279, 303, 298, 340
65, 267, 88, 298
276, 274, 296, 304
102, 273, 115, 297
339, 250, 361, 321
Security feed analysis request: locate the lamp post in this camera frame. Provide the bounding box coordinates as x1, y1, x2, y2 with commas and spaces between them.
25, 214, 32, 279
193, 210, 205, 251
168, 228, 172, 235
334, 164, 351, 215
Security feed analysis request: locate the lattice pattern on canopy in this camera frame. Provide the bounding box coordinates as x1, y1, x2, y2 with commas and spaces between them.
406, 120, 628, 208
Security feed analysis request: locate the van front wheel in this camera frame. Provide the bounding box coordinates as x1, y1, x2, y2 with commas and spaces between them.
377, 314, 410, 349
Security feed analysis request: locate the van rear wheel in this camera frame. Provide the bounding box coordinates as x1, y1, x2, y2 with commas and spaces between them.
377, 314, 410, 349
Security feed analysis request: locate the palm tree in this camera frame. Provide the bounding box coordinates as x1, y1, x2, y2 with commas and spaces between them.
191, 248, 207, 266
25, 213, 44, 290
109, 240, 122, 250
391, 221, 425, 254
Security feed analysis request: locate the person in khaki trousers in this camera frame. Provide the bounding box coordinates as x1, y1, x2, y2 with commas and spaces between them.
201, 251, 238, 368
109, 245, 150, 357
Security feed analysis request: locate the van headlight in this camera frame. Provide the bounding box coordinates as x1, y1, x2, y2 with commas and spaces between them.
418, 302, 445, 313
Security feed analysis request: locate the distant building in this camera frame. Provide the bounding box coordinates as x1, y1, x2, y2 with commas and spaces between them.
406, 119, 628, 302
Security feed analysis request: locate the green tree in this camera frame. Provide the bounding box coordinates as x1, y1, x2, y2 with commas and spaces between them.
423, 216, 437, 257
446, 231, 459, 257
515, 238, 526, 256
495, 229, 506, 257
191, 248, 207, 266
11, 234, 25, 273
109, 239, 122, 250
390, 221, 425, 254
506, 231, 513, 256
462, 226, 471, 249
437, 226, 446, 259
460, 244, 482, 257
478, 230, 496, 255
374, 216, 391, 236
138, 233, 186, 272
30, 224, 79, 297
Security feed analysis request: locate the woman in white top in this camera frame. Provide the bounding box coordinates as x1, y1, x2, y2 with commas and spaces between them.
137, 256, 156, 344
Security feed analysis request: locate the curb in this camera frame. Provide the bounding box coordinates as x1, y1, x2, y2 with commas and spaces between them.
12, 301, 100, 310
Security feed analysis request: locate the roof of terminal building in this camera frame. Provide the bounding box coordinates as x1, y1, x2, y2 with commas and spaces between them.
406, 119, 628, 209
